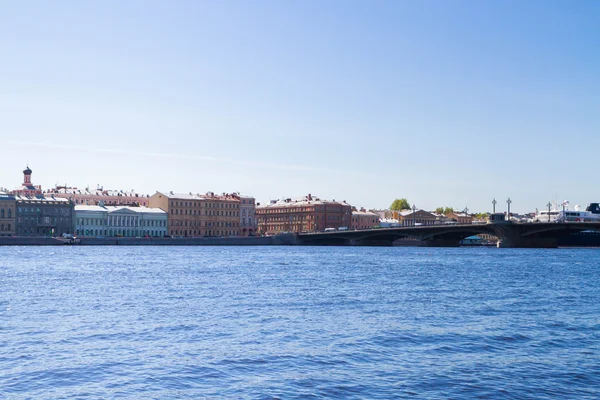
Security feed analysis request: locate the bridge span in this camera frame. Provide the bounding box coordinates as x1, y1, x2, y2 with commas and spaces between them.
289, 222, 600, 248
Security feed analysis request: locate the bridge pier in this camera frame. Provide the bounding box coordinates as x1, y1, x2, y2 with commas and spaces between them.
496, 237, 558, 248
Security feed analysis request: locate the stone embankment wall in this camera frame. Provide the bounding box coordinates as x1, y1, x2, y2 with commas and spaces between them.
0, 236, 275, 246
81, 236, 274, 246
0, 237, 65, 246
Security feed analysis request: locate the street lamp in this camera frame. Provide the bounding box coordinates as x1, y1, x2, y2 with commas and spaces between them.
547, 201, 552, 223
560, 200, 569, 223
412, 204, 417, 226
492, 198, 497, 214
506, 198, 512, 221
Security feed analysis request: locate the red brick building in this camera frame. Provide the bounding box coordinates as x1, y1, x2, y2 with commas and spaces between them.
255, 194, 352, 235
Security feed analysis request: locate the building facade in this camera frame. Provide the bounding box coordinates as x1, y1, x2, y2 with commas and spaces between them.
398, 209, 438, 226
237, 194, 257, 236
74, 205, 107, 237
351, 209, 381, 230
0, 193, 16, 236
255, 194, 353, 235
15, 195, 74, 236
448, 212, 474, 224
10, 167, 74, 236
149, 191, 241, 237
75, 205, 168, 237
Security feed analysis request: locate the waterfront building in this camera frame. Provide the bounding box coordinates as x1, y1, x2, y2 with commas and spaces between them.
0, 193, 16, 236
236, 194, 257, 236
255, 194, 353, 235
74, 205, 107, 237
431, 212, 453, 224
351, 209, 381, 230
149, 191, 241, 237
45, 185, 149, 206
397, 209, 437, 226
448, 212, 473, 224
15, 195, 74, 236
74, 205, 167, 237
9, 167, 75, 236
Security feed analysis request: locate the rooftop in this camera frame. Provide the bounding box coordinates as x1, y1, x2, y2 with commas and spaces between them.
156, 191, 241, 201
15, 195, 71, 203
257, 194, 350, 209
45, 187, 149, 198
75, 205, 167, 214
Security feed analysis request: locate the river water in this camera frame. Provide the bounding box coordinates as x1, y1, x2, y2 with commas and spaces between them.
1, 246, 599, 399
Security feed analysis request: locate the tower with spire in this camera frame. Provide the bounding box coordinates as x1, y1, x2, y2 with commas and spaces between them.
12, 165, 42, 196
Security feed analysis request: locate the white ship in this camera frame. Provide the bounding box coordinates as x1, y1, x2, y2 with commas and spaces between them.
534, 202, 600, 223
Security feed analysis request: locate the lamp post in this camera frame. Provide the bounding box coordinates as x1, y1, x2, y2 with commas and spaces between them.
547, 201, 552, 223
507, 197, 512, 221
492, 198, 497, 213
412, 204, 417, 226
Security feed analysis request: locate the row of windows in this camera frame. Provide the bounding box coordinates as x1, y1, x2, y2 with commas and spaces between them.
17, 217, 69, 225
75, 229, 165, 237
18, 207, 69, 215
171, 209, 239, 217
171, 220, 239, 228
257, 207, 348, 214
169, 201, 239, 209
170, 229, 239, 237
73, 199, 144, 205
0, 223, 12, 231
0, 209, 12, 218
262, 214, 347, 222
241, 217, 254, 226
76, 218, 166, 227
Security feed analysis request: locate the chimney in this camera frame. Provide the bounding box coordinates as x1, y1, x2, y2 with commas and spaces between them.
308, 193, 312, 201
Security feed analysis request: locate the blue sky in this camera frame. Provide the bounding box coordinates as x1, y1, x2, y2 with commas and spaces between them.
1, 1, 599, 213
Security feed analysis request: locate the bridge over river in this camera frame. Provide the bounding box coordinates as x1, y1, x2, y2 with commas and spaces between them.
290, 222, 600, 248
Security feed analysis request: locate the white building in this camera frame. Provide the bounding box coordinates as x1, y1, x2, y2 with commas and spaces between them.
75, 205, 108, 237
75, 205, 167, 237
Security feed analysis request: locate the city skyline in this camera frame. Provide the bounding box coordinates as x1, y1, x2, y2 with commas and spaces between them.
2, 1, 599, 213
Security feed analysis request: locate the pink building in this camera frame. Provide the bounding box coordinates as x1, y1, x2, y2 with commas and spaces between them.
351, 209, 381, 230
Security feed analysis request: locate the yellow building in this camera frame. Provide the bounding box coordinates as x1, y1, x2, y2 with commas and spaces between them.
149, 191, 241, 237
0, 193, 16, 236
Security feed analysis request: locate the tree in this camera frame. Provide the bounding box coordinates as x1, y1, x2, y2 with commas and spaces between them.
435, 206, 455, 215
443, 207, 455, 215
390, 198, 410, 211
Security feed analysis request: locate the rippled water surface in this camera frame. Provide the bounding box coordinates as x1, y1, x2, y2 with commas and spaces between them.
1, 246, 600, 399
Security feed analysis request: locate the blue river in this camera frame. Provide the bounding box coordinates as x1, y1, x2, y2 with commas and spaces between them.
1, 246, 599, 399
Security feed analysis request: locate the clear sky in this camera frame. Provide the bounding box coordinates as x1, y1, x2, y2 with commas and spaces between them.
1, 0, 599, 213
